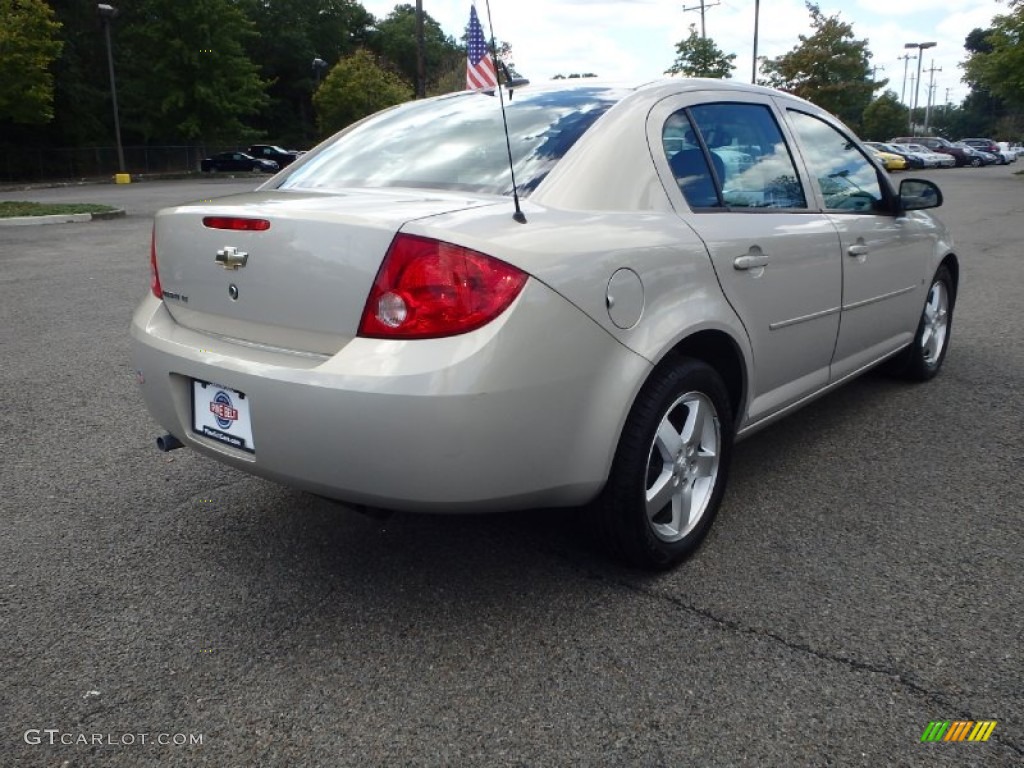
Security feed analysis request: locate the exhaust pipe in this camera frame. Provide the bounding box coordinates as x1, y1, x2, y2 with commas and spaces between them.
156, 433, 184, 452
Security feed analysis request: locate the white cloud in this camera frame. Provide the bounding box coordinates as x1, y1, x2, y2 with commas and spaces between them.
360, 0, 1001, 105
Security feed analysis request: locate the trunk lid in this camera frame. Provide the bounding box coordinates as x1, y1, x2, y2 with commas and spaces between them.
154, 189, 498, 354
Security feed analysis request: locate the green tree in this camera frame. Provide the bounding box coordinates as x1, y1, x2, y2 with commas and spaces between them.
0, 0, 63, 124
240, 0, 374, 146
665, 25, 735, 78
963, 3, 1024, 108
860, 91, 908, 140
314, 49, 412, 134
116, 0, 268, 143
760, 2, 882, 130
43, 0, 111, 146
371, 4, 461, 94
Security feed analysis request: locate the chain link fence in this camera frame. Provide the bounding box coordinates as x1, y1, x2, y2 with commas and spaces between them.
0, 144, 248, 184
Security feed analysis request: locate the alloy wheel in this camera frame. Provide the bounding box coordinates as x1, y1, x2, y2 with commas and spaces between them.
921, 279, 949, 366
645, 392, 721, 543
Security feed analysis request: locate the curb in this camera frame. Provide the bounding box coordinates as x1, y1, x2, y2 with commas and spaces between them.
0, 208, 127, 227
0, 173, 263, 192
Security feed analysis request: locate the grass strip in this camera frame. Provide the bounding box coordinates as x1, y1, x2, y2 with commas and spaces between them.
0, 201, 118, 218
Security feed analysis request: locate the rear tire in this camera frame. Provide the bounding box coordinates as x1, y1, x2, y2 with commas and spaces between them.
593, 358, 734, 570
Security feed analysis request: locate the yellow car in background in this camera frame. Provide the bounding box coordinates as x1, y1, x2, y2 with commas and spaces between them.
867, 146, 907, 171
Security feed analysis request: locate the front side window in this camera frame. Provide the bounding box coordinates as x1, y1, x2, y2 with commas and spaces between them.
789, 111, 885, 213
280, 86, 629, 197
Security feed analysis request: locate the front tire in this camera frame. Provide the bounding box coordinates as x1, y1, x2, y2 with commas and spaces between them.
593, 358, 734, 570
892, 265, 954, 381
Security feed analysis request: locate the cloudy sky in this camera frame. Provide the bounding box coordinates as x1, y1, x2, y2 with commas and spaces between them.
361, 0, 1004, 107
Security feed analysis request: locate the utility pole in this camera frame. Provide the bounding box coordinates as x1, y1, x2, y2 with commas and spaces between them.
898, 53, 915, 105
751, 0, 760, 84
415, 0, 425, 98
923, 60, 941, 134
908, 74, 916, 133
683, 0, 721, 38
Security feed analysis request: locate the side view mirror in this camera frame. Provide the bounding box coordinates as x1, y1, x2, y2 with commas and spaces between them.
899, 178, 943, 211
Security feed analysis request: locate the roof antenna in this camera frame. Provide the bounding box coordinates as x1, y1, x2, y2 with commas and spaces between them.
484, 0, 526, 224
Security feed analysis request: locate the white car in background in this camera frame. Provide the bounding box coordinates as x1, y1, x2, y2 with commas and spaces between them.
999, 142, 1023, 159
898, 143, 955, 168
994, 143, 1018, 163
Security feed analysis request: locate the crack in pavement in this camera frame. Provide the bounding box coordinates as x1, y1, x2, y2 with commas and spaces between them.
559, 554, 1024, 758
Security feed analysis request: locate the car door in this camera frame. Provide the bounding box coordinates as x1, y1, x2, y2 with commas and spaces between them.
649, 95, 843, 424
785, 109, 929, 380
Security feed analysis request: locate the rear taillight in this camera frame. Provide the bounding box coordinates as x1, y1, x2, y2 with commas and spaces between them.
202, 216, 271, 231
150, 227, 162, 299
358, 234, 528, 339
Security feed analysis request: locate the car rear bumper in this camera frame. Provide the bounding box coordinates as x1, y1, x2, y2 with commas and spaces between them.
130, 283, 651, 512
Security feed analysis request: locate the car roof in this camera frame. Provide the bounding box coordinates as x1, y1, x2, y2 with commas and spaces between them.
441, 77, 821, 112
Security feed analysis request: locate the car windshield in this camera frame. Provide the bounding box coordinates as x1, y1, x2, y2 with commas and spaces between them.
279, 86, 630, 196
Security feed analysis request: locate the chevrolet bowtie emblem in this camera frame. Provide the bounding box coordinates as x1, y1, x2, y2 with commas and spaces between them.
215, 246, 249, 270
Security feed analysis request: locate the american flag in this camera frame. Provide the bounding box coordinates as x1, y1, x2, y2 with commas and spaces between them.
466, 4, 497, 90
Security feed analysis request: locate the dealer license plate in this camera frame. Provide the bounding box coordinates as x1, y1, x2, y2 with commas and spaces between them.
191, 380, 255, 453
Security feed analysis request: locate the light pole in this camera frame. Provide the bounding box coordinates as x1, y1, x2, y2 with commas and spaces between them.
312, 57, 328, 88
904, 41, 936, 136
97, 4, 125, 174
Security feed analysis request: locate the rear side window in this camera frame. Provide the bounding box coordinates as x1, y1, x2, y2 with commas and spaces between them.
280, 86, 629, 197
662, 112, 722, 208
788, 111, 885, 213
662, 103, 807, 210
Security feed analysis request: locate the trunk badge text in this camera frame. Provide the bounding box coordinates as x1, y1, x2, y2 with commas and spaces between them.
215, 246, 249, 270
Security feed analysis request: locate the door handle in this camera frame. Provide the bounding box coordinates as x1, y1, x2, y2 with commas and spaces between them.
733, 253, 769, 270
847, 244, 870, 257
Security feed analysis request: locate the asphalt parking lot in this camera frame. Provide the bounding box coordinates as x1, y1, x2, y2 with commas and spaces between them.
2, 168, 1022, 766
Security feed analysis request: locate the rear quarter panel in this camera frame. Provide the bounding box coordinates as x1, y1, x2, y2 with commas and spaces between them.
407, 204, 752, 403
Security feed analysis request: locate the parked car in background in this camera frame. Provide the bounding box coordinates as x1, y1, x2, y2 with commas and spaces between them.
999, 142, 1023, 159
960, 138, 1011, 164
953, 142, 997, 167
891, 136, 970, 166
200, 152, 279, 174
899, 143, 955, 168
866, 145, 907, 171
993, 145, 1018, 164
135, 79, 957, 570
865, 141, 921, 169
246, 145, 301, 168
884, 143, 937, 168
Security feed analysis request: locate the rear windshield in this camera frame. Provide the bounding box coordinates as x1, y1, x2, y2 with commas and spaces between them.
279, 86, 629, 196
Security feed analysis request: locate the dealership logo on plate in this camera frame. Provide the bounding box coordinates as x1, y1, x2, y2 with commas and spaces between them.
209, 391, 238, 429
